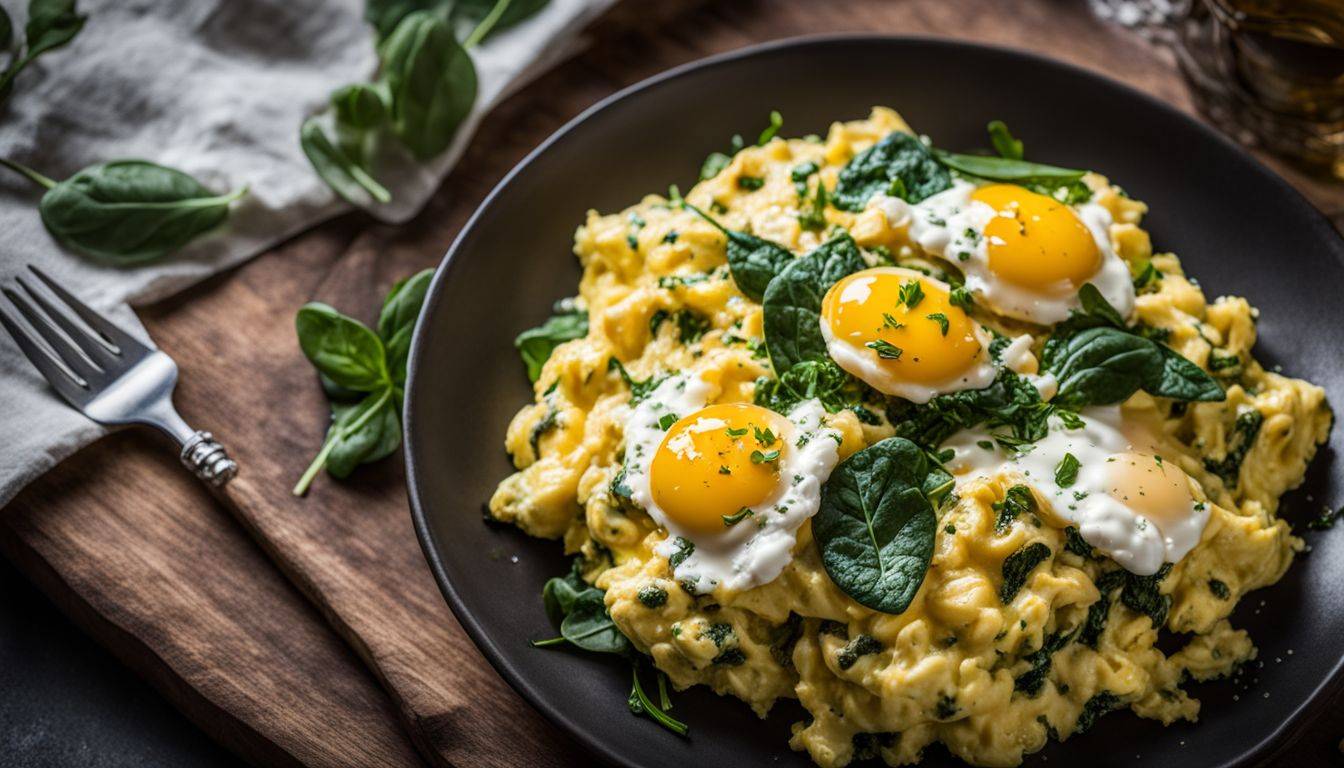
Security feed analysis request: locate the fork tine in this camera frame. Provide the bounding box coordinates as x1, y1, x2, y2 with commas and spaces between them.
26, 265, 150, 357
15, 275, 121, 370
3, 287, 104, 384
0, 305, 91, 406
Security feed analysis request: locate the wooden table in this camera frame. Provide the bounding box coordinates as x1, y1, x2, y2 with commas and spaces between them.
3, 1, 1341, 766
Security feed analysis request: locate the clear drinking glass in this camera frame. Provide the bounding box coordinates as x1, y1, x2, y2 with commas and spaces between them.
1171, 0, 1344, 179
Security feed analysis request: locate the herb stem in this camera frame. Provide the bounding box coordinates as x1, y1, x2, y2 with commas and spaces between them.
529, 636, 568, 647
0, 157, 57, 190
348, 164, 391, 204
629, 664, 689, 736
657, 671, 672, 710
463, 0, 514, 49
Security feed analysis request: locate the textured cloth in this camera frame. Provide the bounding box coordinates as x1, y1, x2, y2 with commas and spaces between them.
0, 0, 612, 506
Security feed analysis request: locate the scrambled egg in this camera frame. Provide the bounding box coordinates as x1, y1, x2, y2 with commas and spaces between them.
490, 108, 1332, 766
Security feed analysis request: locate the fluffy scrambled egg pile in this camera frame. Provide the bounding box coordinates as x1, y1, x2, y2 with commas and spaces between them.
490, 108, 1331, 766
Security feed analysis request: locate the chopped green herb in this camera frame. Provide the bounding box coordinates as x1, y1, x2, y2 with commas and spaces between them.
1055, 452, 1081, 487
926, 312, 949, 336
866, 339, 903, 359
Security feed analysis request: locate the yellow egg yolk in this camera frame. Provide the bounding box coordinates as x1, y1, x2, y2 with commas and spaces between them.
970, 184, 1101, 292
821, 268, 983, 385
649, 403, 788, 535
1102, 452, 1196, 526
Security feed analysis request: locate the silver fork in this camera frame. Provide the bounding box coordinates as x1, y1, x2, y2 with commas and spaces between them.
0, 265, 237, 486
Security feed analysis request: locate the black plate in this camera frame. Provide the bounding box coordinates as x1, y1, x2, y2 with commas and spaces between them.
405, 36, 1344, 768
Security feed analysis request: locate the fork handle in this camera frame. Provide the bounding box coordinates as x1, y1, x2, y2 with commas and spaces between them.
180, 431, 238, 486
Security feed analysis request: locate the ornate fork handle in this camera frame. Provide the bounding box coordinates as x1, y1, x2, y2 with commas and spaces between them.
180, 431, 239, 486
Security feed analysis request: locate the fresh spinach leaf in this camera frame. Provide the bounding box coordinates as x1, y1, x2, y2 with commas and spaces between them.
292, 271, 428, 494
1046, 326, 1165, 408
987, 120, 1023, 160
377, 267, 434, 384
514, 302, 587, 382
0, 158, 246, 263
889, 369, 1050, 450
300, 117, 392, 205
628, 661, 689, 736
1000, 542, 1051, 603
607, 357, 664, 403
332, 81, 390, 131
325, 392, 402, 477
761, 232, 865, 373
994, 484, 1034, 533
814, 437, 938, 614
381, 10, 477, 161
684, 202, 792, 302
933, 151, 1085, 187
832, 131, 951, 211
296, 302, 392, 391
559, 589, 630, 653
0, 0, 85, 102
541, 560, 586, 626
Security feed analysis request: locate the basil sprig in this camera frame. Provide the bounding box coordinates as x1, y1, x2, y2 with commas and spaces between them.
292, 268, 434, 495
813, 437, 940, 614
0, 158, 246, 263
0, 0, 86, 104
1042, 285, 1224, 408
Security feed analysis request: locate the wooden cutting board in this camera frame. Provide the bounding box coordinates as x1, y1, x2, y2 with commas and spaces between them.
3, 1, 1342, 766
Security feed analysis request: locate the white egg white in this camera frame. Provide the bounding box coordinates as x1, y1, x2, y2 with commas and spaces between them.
872, 180, 1136, 325
941, 406, 1209, 575
621, 374, 841, 593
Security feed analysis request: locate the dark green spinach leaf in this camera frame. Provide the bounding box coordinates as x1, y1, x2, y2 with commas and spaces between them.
381, 10, 477, 161
0, 0, 85, 102
761, 232, 865, 374
300, 118, 392, 205
1000, 542, 1051, 603
514, 302, 587, 382
296, 303, 392, 391
0, 158, 246, 263
377, 268, 434, 385
814, 437, 938, 614
685, 203, 792, 302
832, 131, 951, 211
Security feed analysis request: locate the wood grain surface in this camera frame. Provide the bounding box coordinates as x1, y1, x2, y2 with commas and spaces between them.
3, 1, 1342, 767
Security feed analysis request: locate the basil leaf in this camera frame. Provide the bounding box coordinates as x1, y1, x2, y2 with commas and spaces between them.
832, 132, 951, 211
1044, 326, 1163, 409
300, 118, 392, 205
295, 302, 392, 391
381, 11, 477, 161
33, 160, 245, 263
332, 82, 390, 131
515, 304, 587, 382
325, 392, 402, 477
934, 151, 1086, 185
378, 268, 434, 385
685, 202, 792, 302
560, 589, 630, 654
762, 232, 865, 373
814, 437, 937, 614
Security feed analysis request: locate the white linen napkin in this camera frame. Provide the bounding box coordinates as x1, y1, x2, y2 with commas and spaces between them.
0, 0, 614, 506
